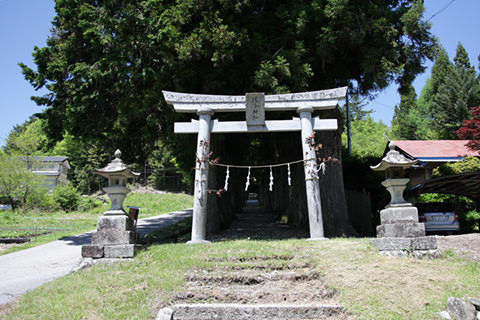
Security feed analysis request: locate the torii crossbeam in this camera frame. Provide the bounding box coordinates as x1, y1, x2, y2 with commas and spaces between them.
163, 87, 348, 243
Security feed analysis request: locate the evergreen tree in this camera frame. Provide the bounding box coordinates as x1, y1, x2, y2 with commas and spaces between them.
431, 43, 480, 139
339, 93, 372, 122
391, 84, 417, 139
454, 43, 474, 72
409, 78, 438, 139
430, 48, 454, 100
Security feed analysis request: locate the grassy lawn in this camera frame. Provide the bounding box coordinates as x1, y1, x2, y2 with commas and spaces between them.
4, 237, 479, 320
0, 192, 193, 255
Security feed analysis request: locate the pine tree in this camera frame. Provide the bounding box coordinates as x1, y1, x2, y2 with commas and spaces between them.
454, 43, 474, 72
430, 48, 453, 105
430, 43, 480, 139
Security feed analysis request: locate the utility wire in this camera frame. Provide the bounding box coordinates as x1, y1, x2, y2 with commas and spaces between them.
372, 101, 396, 110
427, 0, 457, 22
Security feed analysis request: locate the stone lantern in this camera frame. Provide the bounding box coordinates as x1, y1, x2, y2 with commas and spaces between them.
82, 149, 141, 259
94, 149, 140, 215
370, 141, 437, 256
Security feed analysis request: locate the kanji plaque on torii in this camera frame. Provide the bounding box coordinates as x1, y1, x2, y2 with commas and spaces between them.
245, 93, 265, 127
163, 87, 348, 243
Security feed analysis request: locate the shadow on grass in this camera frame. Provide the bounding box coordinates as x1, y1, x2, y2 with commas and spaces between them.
141, 210, 310, 247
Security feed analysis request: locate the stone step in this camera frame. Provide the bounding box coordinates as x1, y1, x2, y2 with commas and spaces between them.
156, 304, 346, 320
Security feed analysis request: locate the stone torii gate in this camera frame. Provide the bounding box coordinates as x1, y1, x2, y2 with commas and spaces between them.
162, 87, 348, 243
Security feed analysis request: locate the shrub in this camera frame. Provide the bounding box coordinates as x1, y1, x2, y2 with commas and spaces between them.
24, 186, 57, 212
78, 196, 102, 211
52, 184, 81, 212
461, 210, 480, 233
432, 157, 480, 177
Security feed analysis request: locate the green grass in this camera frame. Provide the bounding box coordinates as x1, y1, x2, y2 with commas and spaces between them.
0, 192, 193, 255
4, 238, 480, 320
141, 217, 192, 244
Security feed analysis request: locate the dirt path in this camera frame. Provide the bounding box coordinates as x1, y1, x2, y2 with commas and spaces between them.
436, 233, 480, 263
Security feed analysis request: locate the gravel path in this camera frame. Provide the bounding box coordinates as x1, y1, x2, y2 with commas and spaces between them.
436, 233, 480, 263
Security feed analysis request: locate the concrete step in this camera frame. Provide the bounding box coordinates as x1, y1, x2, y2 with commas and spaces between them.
157, 304, 346, 320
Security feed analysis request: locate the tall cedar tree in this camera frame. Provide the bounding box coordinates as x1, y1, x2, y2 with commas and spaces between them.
431, 43, 480, 139
391, 83, 417, 139
21, 0, 436, 235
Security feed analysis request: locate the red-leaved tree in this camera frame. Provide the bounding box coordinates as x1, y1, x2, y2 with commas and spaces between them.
457, 106, 480, 152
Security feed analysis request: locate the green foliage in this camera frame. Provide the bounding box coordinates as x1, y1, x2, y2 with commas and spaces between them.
410, 78, 439, 139
454, 43, 474, 71
78, 196, 102, 212
430, 43, 480, 139
20, 0, 436, 180
417, 193, 455, 203
51, 184, 81, 212
51, 135, 108, 194
393, 44, 480, 140
342, 116, 389, 159
3, 118, 49, 156
25, 186, 57, 212
0, 153, 47, 210
339, 94, 372, 122
391, 84, 418, 139
432, 157, 480, 177
462, 210, 480, 233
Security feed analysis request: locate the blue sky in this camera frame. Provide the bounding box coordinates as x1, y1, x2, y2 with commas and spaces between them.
1, 0, 479, 146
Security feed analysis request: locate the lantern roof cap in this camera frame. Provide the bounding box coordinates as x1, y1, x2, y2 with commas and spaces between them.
94, 149, 140, 178
371, 141, 418, 171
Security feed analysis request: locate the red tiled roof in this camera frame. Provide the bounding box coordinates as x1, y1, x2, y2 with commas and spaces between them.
392, 140, 479, 159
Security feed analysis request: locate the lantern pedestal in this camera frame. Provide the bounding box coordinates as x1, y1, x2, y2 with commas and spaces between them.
103, 185, 130, 215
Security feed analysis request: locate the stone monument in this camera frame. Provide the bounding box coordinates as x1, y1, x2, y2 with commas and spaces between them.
82, 149, 141, 259
370, 142, 437, 256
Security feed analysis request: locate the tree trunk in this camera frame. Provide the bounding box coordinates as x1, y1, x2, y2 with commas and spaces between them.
315, 109, 355, 237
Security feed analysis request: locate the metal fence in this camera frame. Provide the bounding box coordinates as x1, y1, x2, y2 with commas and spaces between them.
132, 166, 192, 193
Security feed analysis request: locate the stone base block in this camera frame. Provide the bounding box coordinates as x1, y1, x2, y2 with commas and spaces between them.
370, 236, 437, 251
370, 237, 411, 251
156, 304, 345, 320
378, 249, 439, 258
412, 236, 437, 250
380, 206, 419, 224
92, 230, 136, 245
371, 236, 438, 258
97, 215, 134, 232
377, 222, 425, 238
104, 244, 142, 258
81, 245, 104, 258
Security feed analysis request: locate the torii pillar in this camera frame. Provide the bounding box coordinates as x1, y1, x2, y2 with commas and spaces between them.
298, 106, 326, 239
189, 106, 213, 244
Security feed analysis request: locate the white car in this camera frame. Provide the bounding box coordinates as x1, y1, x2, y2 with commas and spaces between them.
415, 202, 460, 234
